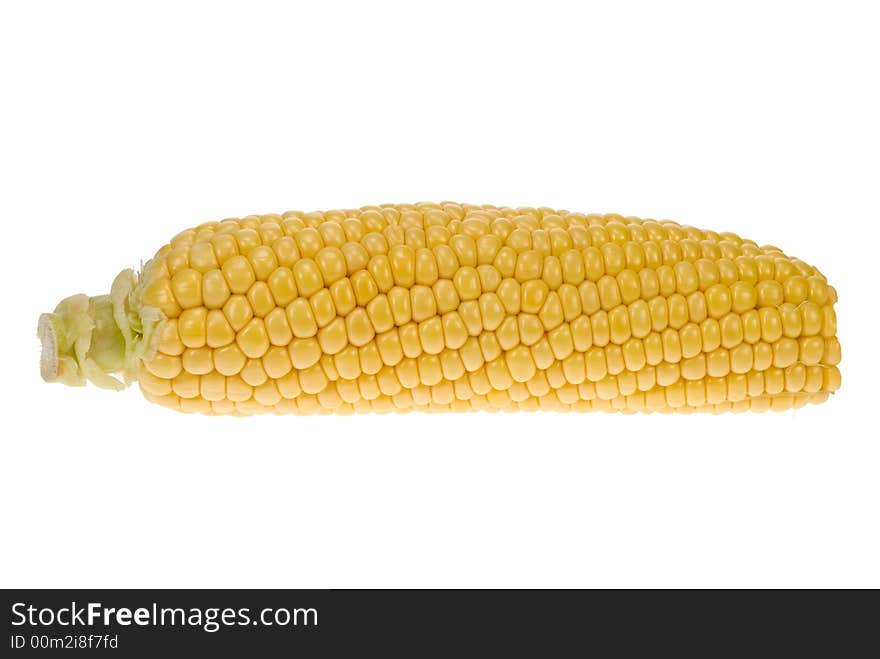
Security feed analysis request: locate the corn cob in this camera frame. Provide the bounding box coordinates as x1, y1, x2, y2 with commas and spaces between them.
38, 203, 840, 415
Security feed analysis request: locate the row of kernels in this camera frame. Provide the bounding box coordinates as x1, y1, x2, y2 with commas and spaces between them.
166, 207, 809, 272
171, 322, 818, 390
392, 236, 784, 306
167, 226, 293, 275
142, 385, 831, 415
157, 298, 837, 385
639, 368, 838, 411
156, 229, 824, 323
438, 335, 823, 389
169, 260, 300, 314
141, 357, 839, 414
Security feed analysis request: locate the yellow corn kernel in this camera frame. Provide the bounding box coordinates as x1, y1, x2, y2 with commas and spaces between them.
248, 245, 279, 281
221, 255, 255, 295
181, 347, 213, 376
246, 282, 275, 318
433, 279, 460, 315
286, 298, 317, 338
344, 308, 374, 348
418, 317, 444, 355
222, 295, 254, 333
171, 269, 203, 309
144, 353, 182, 380
202, 269, 231, 310
309, 289, 336, 329
177, 307, 207, 348
236, 318, 270, 359
241, 358, 268, 387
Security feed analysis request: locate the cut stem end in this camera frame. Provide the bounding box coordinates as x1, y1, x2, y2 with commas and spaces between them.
38, 312, 60, 383
37, 269, 165, 391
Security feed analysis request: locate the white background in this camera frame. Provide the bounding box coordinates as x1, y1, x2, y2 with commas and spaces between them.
1, 1, 877, 588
